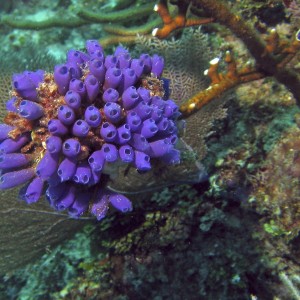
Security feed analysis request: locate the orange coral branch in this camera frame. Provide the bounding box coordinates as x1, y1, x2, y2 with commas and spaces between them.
152, 0, 300, 117
265, 28, 280, 54
191, 0, 300, 103
179, 29, 299, 116
152, 0, 213, 39
180, 51, 264, 117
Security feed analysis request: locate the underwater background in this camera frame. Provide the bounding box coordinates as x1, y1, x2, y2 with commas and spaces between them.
0, 0, 299, 299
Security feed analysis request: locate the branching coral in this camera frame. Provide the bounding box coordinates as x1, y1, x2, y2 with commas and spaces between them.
153, 0, 300, 117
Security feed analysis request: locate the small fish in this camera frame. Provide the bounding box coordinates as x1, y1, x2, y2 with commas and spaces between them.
161, 77, 171, 99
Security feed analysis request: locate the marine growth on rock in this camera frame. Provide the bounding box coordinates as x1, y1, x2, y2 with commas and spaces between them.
0, 40, 181, 220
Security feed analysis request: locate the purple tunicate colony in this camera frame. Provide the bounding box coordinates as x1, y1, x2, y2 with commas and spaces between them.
0, 40, 181, 220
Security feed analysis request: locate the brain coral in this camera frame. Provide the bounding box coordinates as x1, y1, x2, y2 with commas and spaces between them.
0, 40, 182, 220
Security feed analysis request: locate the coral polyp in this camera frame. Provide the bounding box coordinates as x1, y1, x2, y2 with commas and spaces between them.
0, 40, 181, 220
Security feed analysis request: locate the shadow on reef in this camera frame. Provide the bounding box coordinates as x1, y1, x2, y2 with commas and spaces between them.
42, 184, 276, 300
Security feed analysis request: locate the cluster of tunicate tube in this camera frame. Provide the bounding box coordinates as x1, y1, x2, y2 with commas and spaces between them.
0, 40, 181, 220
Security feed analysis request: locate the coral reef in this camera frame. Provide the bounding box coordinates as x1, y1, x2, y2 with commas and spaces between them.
0, 0, 300, 299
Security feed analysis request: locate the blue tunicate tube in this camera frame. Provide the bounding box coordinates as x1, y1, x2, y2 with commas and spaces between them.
64, 90, 81, 110
19, 100, 44, 120
85, 106, 101, 127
